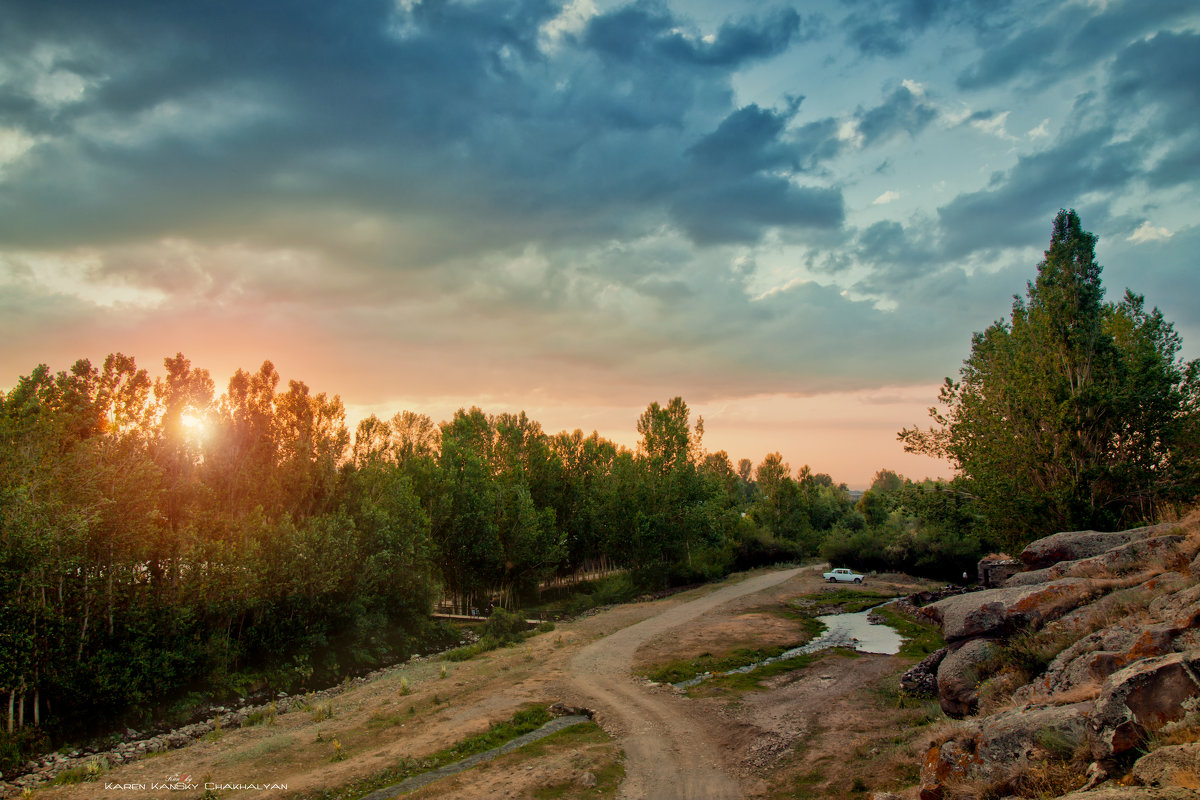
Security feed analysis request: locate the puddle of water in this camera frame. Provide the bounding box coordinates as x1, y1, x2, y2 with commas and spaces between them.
673, 602, 904, 689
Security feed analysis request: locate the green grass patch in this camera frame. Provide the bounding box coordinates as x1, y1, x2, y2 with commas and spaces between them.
366, 710, 406, 729
50, 761, 106, 786
644, 644, 806, 684
870, 606, 945, 658
698, 647, 862, 695
286, 705, 555, 800
792, 589, 896, 615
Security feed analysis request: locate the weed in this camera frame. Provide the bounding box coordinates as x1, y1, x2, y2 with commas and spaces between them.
330, 738, 346, 762
440, 663, 448, 679
202, 718, 225, 742
244, 702, 277, 727
51, 759, 105, 786
367, 710, 404, 728
1034, 727, 1087, 761
310, 702, 334, 722
399, 676, 411, 695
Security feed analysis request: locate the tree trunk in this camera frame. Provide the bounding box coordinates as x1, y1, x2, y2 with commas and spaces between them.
6, 689, 13, 733
33, 687, 39, 727
17, 691, 24, 729
77, 600, 90, 664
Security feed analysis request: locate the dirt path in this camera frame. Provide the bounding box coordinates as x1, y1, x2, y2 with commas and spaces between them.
563, 568, 804, 800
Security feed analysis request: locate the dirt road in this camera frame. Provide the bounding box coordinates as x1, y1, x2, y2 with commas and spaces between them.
564, 568, 804, 800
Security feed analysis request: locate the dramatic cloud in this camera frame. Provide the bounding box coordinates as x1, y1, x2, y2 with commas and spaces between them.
2, 0, 1198, 485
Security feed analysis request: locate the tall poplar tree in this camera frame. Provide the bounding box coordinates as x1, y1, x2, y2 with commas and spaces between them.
901, 210, 1200, 546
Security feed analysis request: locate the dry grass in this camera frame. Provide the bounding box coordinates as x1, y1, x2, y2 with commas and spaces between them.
1022, 680, 1102, 708
942, 750, 1089, 799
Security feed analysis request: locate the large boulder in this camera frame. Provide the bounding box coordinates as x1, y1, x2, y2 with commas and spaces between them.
1007, 534, 1194, 587
1020, 522, 1178, 570
1132, 742, 1200, 790
937, 639, 1000, 718
924, 578, 1097, 642
1089, 652, 1200, 761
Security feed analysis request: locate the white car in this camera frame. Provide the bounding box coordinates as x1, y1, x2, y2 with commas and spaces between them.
823, 568, 864, 584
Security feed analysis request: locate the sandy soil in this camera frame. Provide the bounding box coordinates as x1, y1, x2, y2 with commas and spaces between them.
31, 565, 938, 800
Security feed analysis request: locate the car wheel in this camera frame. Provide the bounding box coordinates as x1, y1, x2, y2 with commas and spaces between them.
854, 577, 862, 584
827, 577, 835, 583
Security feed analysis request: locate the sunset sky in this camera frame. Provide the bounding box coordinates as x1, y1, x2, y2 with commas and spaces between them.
2, 0, 1198, 487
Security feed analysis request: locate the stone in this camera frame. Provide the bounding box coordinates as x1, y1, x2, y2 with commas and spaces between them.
924, 578, 1096, 642
1057, 788, 1195, 799
975, 702, 1092, 765
919, 739, 981, 800
937, 639, 1001, 718
1089, 652, 1200, 761
575, 771, 597, 788
1020, 522, 1182, 570
1009, 535, 1193, 587
901, 647, 948, 696
1132, 742, 1200, 789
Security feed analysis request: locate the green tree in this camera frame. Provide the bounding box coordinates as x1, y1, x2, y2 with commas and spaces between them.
901, 210, 1200, 546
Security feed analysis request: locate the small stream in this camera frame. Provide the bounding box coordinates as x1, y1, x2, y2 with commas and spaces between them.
673, 603, 904, 689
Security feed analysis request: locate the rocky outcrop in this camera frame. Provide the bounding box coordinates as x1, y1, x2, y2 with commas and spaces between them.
1007, 534, 1195, 587
1019, 522, 1178, 569
923, 578, 1097, 641
1089, 652, 1200, 761
1132, 742, 1200, 789
909, 513, 1200, 800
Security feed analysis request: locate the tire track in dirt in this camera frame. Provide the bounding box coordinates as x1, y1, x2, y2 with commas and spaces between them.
564, 567, 805, 800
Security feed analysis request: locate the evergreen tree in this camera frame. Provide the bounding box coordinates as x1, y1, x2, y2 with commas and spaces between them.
901, 210, 1200, 546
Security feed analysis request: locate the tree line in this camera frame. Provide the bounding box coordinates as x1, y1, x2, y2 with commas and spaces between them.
0, 365, 863, 759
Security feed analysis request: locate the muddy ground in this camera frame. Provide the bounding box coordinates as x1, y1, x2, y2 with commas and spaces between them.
32, 565, 943, 800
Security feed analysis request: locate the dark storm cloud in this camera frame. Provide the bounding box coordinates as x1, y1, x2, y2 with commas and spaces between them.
1107, 30, 1200, 189
936, 127, 1140, 257
838, 0, 1014, 58
926, 22, 1200, 263
584, 2, 813, 67
0, 0, 831, 256
786, 86, 938, 170
955, 0, 1198, 90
